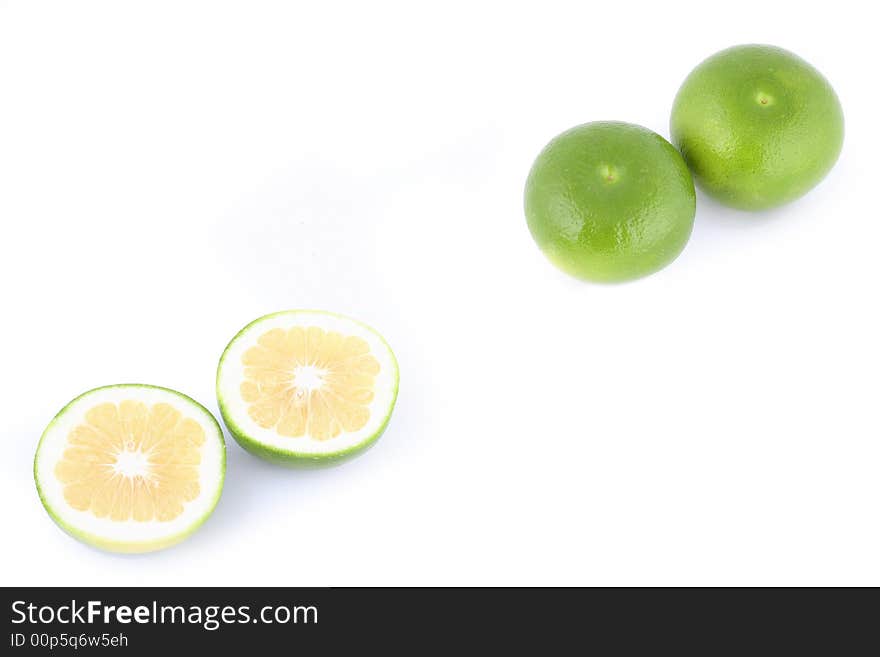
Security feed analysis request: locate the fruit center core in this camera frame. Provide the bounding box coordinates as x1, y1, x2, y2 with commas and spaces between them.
113, 447, 152, 479
293, 364, 326, 392
755, 91, 774, 106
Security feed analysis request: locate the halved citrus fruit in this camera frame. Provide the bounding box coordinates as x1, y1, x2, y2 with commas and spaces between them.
216, 310, 399, 466
34, 384, 226, 553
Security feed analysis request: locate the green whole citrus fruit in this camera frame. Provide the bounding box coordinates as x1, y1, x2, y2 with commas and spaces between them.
670, 44, 844, 210
524, 121, 696, 282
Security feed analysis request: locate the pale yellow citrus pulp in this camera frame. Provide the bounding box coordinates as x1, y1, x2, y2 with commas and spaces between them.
54, 401, 204, 523
240, 326, 380, 441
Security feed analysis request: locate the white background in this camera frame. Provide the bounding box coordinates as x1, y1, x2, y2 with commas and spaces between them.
1, 0, 877, 586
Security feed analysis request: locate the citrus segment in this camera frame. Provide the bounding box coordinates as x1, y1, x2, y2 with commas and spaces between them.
241, 326, 378, 441
54, 401, 204, 522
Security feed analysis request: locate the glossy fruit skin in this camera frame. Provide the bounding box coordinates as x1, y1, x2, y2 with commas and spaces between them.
524, 121, 695, 282
670, 44, 844, 210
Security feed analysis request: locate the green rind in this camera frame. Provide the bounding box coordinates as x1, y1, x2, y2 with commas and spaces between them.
34, 383, 227, 554
670, 44, 844, 210
524, 121, 696, 283
216, 310, 400, 467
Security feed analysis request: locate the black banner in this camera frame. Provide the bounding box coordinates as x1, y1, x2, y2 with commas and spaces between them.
2, 587, 876, 652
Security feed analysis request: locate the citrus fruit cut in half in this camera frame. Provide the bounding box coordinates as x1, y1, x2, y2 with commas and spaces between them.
670, 44, 844, 210
34, 384, 226, 553
216, 310, 399, 466
524, 121, 695, 282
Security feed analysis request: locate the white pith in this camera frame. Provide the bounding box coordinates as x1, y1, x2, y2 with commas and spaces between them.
293, 364, 326, 392
112, 449, 151, 479
35, 386, 225, 548
217, 311, 398, 456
